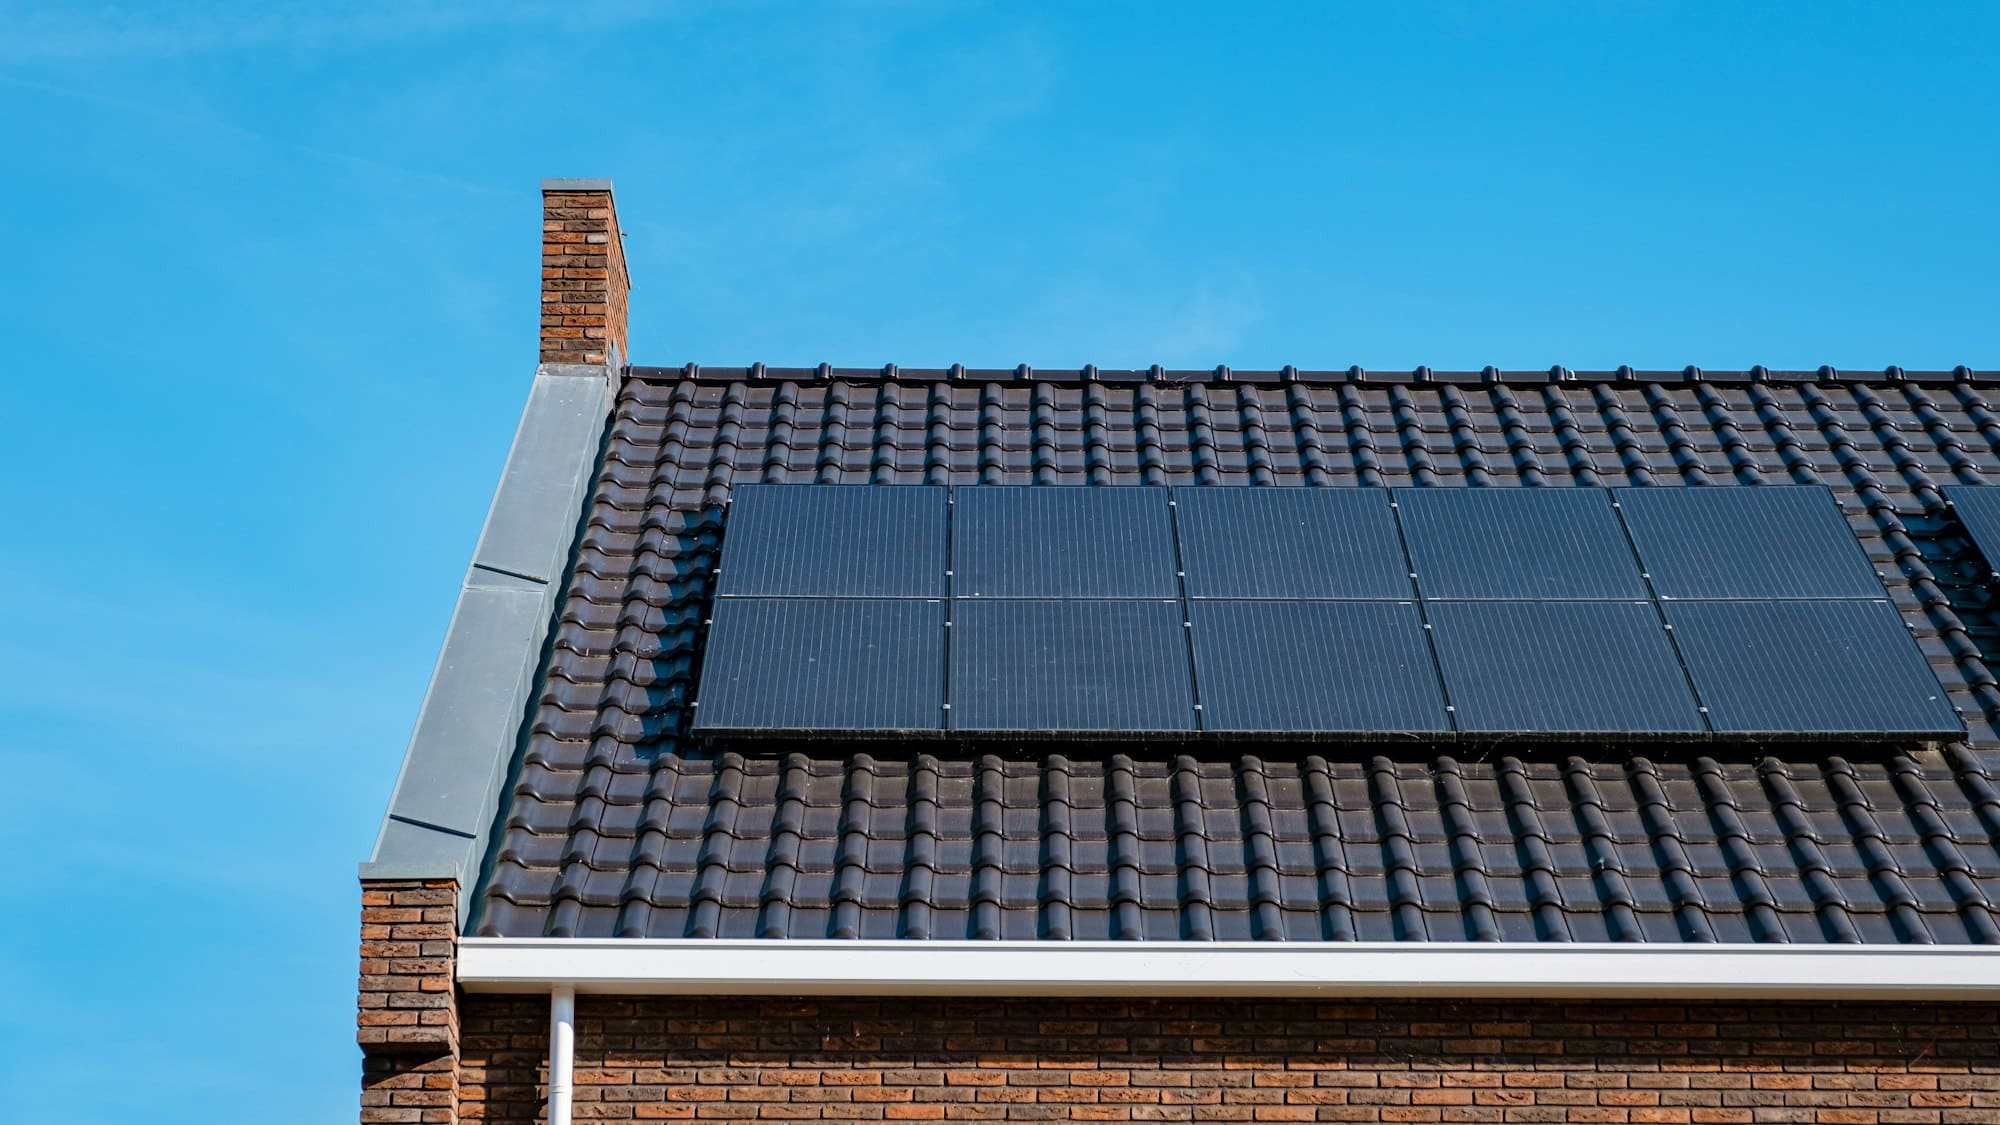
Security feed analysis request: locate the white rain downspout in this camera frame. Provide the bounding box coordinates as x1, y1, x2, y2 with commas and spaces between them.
548, 984, 575, 1125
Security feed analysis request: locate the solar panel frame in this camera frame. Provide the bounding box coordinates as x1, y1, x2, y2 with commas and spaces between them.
948, 598, 1197, 734
1613, 485, 1883, 600
716, 484, 948, 598
1173, 487, 1415, 599
1394, 487, 1650, 600
1424, 600, 1709, 737
951, 486, 1179, 598
1187, 600, 1450, 736
692, 597, 948, 734
1662, 599, 1961, 739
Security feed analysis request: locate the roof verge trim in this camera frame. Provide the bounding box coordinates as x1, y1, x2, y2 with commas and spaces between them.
362, 361, 620, 921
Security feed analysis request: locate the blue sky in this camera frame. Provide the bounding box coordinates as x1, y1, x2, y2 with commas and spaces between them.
0, 2, 1996, 1121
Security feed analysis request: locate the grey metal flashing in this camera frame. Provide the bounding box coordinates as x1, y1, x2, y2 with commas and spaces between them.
474, 374, 617, 583
362, 362, 621, 921
542, 178, 613, 193
540, 362, 618, 378
468, 564, 547, 592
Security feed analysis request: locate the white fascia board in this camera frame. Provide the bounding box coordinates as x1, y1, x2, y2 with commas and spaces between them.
457, 938, 2000, 1000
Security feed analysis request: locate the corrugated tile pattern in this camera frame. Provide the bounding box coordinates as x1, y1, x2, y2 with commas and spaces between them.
476, 367, 2000, 942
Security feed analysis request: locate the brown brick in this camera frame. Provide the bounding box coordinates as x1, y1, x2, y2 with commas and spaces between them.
435, 994, 2000, 1125
358, 880, 459, 1122
537, 182, 628, 364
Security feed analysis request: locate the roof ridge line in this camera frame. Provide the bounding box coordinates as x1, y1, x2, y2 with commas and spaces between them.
626, 363, 1989, 387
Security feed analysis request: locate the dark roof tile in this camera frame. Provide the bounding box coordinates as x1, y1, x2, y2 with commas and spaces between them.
471, 368, 2000, 943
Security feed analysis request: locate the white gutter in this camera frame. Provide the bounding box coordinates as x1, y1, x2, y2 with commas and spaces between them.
460, 938, 2000, 1000
548, 984, 574, 1125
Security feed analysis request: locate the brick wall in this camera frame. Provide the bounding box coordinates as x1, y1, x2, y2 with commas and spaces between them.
541, 180, 629, 366
453, 996, 1999, 1124
359, 878, 461, 1124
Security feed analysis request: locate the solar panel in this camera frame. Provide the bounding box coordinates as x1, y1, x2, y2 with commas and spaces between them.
952, 487, 1178, 598
1614, 485, 1880, 599
692, 598, 946, 733
1188, 600, 1449, 734
1425, 600, 1706, 735
718, 485, 948, 597
1946, 486, 2000, 580
692, 482, 1950, 743
1394, 487, 1647, 599
1662, 600, 1959, 738
1173, 487, 1413, 599
948, 599, 1196, 732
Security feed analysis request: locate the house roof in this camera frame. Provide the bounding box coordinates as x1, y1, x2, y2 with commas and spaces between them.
464, 366, 2000, 944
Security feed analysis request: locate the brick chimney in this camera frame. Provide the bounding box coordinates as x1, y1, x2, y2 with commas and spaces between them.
540, 178, 629, 366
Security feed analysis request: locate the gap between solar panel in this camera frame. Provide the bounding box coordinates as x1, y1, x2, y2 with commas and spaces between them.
693, 485, 955, 736
946, 488, 1199, 735
1389, 487, 1707, 739
1611, 485, 1960, 741
1169, 487, 1455, 738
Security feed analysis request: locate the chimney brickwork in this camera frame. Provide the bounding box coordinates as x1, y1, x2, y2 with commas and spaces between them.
540, 179, 628, 366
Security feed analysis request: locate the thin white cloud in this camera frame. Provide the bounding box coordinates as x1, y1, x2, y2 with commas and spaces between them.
0, 0, 689, 61
1150, 283, 1263, 364
1000, 272, 1266, 370
626, 22, 1061, 265
0, 71, 510, 195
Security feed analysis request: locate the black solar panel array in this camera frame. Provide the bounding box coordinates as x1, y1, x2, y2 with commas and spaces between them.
691, 484, 1961, 742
